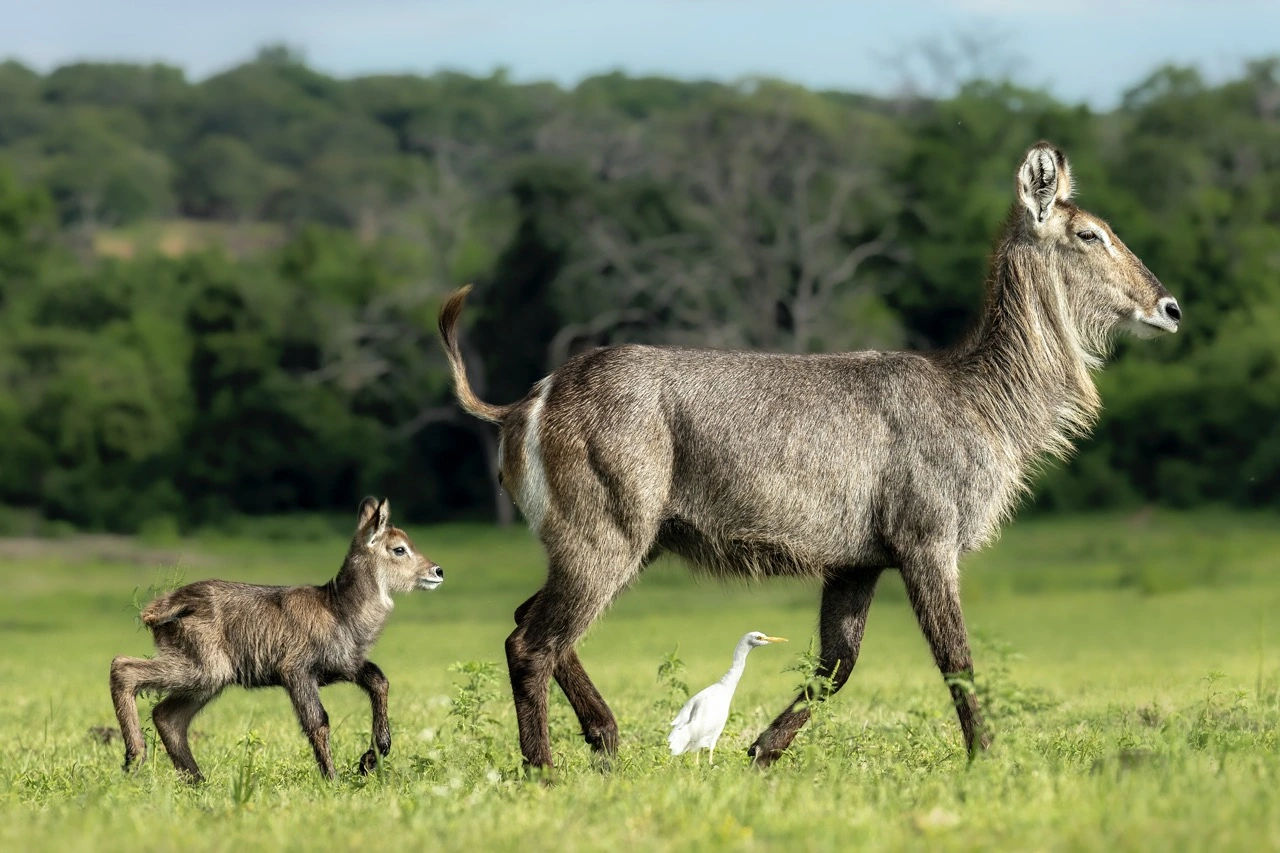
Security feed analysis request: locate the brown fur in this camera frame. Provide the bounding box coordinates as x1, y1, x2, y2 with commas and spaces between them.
439, 142, 1181, 771
109, 498, 443, 782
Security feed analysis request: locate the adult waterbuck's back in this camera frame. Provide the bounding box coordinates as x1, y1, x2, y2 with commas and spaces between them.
439, 143, 1181, 771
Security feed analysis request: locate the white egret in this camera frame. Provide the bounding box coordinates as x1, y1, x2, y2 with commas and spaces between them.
668, 631, 787, 764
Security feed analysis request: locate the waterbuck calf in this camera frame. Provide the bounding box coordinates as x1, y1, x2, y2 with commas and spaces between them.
109, 498, 443, 782
439, 142, 1181, 771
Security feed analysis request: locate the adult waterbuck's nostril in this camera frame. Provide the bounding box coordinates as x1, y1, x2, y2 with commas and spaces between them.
1160, 298, 1181, 323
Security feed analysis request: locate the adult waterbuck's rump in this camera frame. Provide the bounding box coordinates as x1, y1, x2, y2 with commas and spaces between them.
109, 498, 443, 782
438, 142, 1181, 771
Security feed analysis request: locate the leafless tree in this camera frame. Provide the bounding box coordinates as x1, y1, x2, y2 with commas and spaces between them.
878, 29, 1022, 109
309, 142, 517, 525
547, 98, 903, 365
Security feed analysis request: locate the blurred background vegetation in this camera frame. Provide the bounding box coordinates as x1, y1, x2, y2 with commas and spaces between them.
0, 45, 1276, 533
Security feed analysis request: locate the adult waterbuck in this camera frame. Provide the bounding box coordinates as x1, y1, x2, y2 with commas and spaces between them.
438, 142, 1181, 771
109, 498, 443, 782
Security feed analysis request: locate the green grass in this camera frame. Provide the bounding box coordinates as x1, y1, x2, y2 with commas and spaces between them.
2, 511, 1279, 851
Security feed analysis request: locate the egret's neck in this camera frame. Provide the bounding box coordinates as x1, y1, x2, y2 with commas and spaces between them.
718, 639, 754, 688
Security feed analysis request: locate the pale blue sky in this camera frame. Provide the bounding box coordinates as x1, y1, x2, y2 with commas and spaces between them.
6, 0, 1279, 106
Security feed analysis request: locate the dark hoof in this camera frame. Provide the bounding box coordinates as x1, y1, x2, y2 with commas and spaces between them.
968, 731, 994, 761
583, 725, 618, 756
521, 762, 556, 787
747, 742, 785, 768
358, 749, 379, 775
90, 726, 121, 745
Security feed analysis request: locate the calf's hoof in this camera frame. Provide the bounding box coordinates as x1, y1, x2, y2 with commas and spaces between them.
358, 749, 379, 776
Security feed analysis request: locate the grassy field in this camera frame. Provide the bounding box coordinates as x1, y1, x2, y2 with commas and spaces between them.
1, 511, 1278, 851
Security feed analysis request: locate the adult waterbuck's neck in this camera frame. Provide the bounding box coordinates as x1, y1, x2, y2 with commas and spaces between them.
946, 142, 1180, 469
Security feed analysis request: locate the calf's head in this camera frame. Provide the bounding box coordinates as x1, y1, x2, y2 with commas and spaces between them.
351, 497, 443, 600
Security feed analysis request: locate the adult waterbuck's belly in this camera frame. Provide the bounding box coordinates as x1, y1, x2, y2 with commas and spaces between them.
659, 404, 892, 577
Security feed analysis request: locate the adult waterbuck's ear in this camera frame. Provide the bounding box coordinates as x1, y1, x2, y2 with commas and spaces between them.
356, 497, 390, 542
1016, 141, 1073, 228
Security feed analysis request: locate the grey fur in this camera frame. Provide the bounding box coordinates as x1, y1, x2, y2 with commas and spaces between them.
439, 142, 1180, 770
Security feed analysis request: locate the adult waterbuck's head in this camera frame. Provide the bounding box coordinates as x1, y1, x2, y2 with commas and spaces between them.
1009, 142, 1181, 353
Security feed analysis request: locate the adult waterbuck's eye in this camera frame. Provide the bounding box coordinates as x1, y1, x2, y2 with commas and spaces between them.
1076, 230, 1098, 243
392, 545, 407, 557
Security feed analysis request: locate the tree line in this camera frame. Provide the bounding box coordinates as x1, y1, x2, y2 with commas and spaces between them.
0, 47, 1277, 531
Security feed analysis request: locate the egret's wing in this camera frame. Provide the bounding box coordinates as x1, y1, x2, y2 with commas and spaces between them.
668, 691, 709, 754
667, 722, 693, 754
670, 693, 703, 729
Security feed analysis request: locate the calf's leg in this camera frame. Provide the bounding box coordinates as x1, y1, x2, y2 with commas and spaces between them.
109, 654, 194, 773
152, 690, 218, 783
355, 661, 390, 775
285, 676, 337, 780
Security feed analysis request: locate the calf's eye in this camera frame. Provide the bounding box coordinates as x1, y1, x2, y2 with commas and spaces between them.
1076, 230, 1098, 243
392, 546, 407, 557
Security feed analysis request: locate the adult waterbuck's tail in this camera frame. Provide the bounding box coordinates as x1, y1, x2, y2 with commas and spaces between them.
437, 285, 511, 424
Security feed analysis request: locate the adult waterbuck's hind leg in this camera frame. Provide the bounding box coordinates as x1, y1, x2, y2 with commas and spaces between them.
506, 532, 647, 773
152, 690, 219, 782
900, 551, 992, 758
514, 592, 619, 758
748, 569, 883, 766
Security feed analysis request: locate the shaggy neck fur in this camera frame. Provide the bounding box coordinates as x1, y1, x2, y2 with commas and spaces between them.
327, 549, 394, 635
946, 212, 1106, 494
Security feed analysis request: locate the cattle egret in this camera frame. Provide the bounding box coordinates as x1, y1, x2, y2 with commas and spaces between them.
668, 631, 787, 764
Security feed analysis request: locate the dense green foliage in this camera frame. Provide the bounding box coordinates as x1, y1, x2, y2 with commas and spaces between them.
1, 49, 1277, 530
1, 514, 1278, 849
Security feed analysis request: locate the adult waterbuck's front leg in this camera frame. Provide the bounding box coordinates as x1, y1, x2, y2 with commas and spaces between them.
749, 569, 882, 766
900, 550, 991, 757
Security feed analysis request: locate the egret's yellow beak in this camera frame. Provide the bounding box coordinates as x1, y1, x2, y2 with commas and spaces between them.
763, 636, 788, 644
